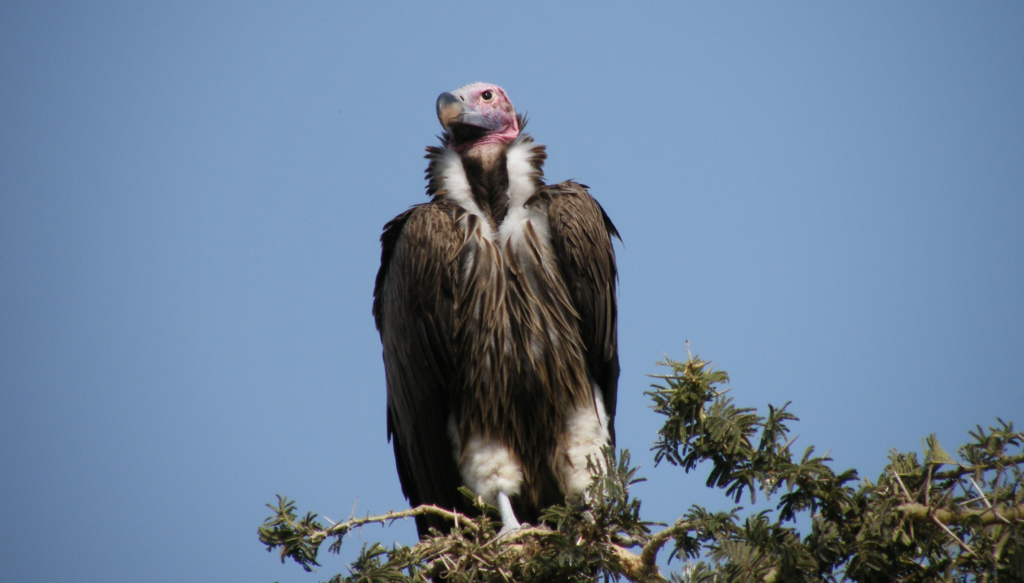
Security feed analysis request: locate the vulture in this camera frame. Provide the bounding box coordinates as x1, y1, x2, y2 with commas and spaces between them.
373, 82, 620, 537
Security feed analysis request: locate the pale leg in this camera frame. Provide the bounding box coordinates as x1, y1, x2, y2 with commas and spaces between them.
497, 491, 521, 535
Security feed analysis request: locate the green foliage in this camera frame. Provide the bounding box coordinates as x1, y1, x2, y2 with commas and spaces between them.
258, 495, 328, 572
648, 353, 1023, 582
259, 351, 1024, 582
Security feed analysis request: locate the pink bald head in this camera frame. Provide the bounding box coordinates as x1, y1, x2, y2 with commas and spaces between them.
436, 82, 520, 152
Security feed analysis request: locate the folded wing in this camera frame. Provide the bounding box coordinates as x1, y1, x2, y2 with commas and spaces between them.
543, 181, 621, 441
373, 202, 469, 535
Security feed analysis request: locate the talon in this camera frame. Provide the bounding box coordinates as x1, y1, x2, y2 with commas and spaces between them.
497, 522, 522, 539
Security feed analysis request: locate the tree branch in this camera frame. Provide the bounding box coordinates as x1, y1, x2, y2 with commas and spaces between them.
897, 503, 1024, 526
639, 521, 691, 572
932, 452, 1024, 481
323, 504, 467, 537
613, 543, 663, 582
313, 504, 669, 583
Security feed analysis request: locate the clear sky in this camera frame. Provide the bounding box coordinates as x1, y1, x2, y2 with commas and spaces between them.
1, 3, 1022, 582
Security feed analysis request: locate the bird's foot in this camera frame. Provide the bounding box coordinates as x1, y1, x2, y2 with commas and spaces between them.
496, 522, 522, 539
496, 491, 521, 539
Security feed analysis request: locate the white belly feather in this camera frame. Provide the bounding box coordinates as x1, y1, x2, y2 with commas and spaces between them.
438, 139, 610, 505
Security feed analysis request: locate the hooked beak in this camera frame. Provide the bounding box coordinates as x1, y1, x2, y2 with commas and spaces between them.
436, 92, 502, 132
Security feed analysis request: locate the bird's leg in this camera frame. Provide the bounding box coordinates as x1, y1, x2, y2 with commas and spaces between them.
496, 491, 521, 537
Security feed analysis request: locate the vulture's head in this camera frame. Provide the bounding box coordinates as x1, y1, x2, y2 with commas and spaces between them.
437, 82, 519, 154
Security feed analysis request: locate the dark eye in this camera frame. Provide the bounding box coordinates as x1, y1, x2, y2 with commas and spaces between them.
481, 90, 493, 101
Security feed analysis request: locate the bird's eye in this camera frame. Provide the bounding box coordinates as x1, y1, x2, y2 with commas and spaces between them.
481, 90, 493, 101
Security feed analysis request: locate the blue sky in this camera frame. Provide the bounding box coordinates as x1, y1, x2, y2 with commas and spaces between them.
1, 3, 1022, 581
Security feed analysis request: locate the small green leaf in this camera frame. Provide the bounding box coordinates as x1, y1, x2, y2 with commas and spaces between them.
923, 434, 957, 466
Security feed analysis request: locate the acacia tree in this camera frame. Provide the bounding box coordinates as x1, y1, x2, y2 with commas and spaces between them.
259, 352, 1023, 582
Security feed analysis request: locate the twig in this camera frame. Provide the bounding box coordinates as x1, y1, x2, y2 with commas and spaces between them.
322, 504, 472, 540
968, 477, 992, 509
933, 452, 1024, 481
925, 465, 933, 506
897, 503, 1024, 526
931, 515, 976, 557
892, 471, 914, 503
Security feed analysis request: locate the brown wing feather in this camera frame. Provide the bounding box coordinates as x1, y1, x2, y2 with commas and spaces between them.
542, 181, 621, 441
373, 202, 470, 537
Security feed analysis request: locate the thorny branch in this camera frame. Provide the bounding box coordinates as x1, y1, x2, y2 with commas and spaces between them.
260, 352, 1024, 582
898, 503, 1024, 526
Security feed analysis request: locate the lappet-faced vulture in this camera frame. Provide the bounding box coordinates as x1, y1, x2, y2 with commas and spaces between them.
373, 82, 620, 537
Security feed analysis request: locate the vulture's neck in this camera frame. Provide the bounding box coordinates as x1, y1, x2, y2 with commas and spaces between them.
427, 136, 547, 231
461, 144, 511, 225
